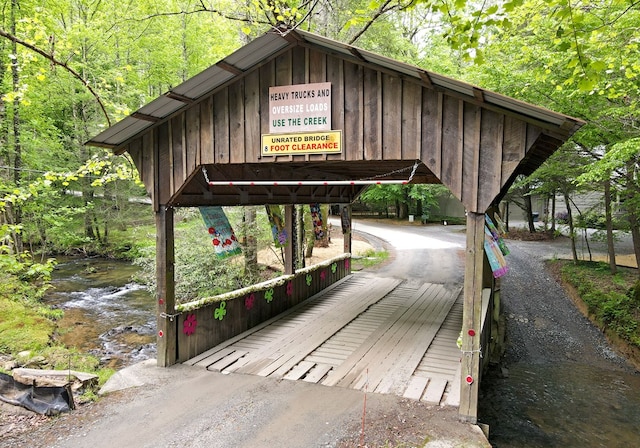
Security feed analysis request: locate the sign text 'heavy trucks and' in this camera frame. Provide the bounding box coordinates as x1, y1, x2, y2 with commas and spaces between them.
263, 82, 341, 156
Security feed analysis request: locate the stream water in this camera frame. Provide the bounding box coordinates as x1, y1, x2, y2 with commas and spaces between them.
44, 257, 156, 369
479, 362, 640, 447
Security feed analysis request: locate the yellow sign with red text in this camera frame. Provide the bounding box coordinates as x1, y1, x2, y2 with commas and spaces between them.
262, 131, 342, 156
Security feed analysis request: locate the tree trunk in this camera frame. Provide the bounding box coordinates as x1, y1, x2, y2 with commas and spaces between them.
551, 193, 556, 232
243, 207, 258, 276
604, 179, 617, 274
9, 0, 23, 253
625, 160, 640, 277
525, 194, 536, 232
564, 193, 578, 262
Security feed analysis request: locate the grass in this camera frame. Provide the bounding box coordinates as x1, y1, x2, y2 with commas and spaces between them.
354, 248, 389, 269
551, 260, 640, 349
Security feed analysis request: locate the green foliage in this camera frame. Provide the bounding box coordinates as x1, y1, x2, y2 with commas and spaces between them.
133, 208, 277, 303
355, 248, 389, 269
558, 260, 640, 347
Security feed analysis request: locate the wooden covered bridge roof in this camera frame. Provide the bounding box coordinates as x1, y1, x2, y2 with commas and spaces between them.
87, 28, 584, 213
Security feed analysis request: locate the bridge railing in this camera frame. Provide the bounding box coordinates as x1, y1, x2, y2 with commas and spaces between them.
172, 254, 352, 362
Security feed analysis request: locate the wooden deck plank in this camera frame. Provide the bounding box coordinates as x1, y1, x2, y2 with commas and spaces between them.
403, 376, 429, 400
422, 378, 448, 404
324, 282, 438, 388
283, 361, 315, 380
193, 347, 235, 369
206, 350, 248, 372
238, 276, 401, 377
444, 362, 462, 407
303, 364, 333, 383
367, 285, 454, 393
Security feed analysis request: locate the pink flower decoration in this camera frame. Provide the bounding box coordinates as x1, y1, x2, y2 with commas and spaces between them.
245, 293, 255, 310
320, 270, 327, 281
345, 259, 350, 270
286, 281, 293, 297
183, 313, 197, 336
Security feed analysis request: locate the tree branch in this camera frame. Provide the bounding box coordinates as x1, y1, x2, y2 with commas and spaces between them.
0, 28, 111, 127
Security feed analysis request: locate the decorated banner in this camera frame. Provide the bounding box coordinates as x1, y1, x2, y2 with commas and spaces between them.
309, 203, 325, 240
485, 214, 510, 256
266, 205, 288, 247
484, 220, 509, 278
199, 206, 242, 259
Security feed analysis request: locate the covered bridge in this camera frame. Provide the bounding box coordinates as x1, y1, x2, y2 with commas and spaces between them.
88, 27, 584, 422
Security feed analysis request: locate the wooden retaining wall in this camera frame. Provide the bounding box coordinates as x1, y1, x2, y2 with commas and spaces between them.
172, 255, 351, 363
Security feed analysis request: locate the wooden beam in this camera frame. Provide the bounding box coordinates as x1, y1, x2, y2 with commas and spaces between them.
284, 205, 295, 275
165, 91, 195, 104
459, 211, 484, 422
156, 205, 177, 367
131, 112, 160, 122
342, 205, 352, 254
216, 60, 244, 76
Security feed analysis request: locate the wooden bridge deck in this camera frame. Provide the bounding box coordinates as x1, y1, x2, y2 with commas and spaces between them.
184, 273, 464, 406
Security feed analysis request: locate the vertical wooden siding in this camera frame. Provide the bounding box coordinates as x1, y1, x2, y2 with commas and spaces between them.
127, 47, 538, 213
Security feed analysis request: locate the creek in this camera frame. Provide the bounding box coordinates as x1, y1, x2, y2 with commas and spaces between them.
479, 362, 640, 447
44, 257, 156, 369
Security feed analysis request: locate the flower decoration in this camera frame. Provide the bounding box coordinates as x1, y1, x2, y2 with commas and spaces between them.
320, 270, 327, 281
306, 274, 313, 286
286, 281, 293, 297
345, 259, 350, 270
278, 229, 289, 246
331, 262, 337, 274
183, 313, 197, 336
214, 301, 227, 320
265, 288, 274, 303
245, 293, 255, 310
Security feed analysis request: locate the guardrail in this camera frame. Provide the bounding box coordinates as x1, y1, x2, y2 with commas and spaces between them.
173, 254, 352, 362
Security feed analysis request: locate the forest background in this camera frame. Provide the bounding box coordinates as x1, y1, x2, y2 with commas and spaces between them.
0, 0, 639, 377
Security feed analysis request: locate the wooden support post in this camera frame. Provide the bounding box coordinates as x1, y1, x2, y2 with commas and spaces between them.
342, 205, 352, 254
156, 205, 177, 367
284, 205, 295, 275
459, 211, 485, 423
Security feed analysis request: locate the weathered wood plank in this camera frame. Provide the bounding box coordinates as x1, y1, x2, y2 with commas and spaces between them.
461, 104, 481, 212
303, 364, 333, 383
344, 61, 364, 160
229, 81, 245, 164
382, 73, 401, 160
422, 378, 448, 404
324, 283, 437, 388
403, 376, 429, 401
401, 81, 422, 160
445, 362, 462, 407
185, 106, 199, 175
199, 96, 214, 165
283, 360, 315, 381
366, 285, 456, 393
191, 347, 235, 368
421, 90, 443, 179
171, 115, 185, 191
477, 109, 504, 212
377, 285, 461, 395
157, 124, 171, 205
213, 90, 230, 163
239, 277, 400, 377
244, 71, 260, 162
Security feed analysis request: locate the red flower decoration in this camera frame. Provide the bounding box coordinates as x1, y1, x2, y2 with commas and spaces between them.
245, 293, 255, 310
213, 238, 220, 246
320, 270, 327, 281
208, 227, 215, 234
225, 239, 232, 246
286, 281, 293, 297
183, 314, 197, 336
345, 259, 350, 270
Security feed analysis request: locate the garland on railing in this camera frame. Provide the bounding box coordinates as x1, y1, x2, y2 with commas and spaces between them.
175, 253, 351, 313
